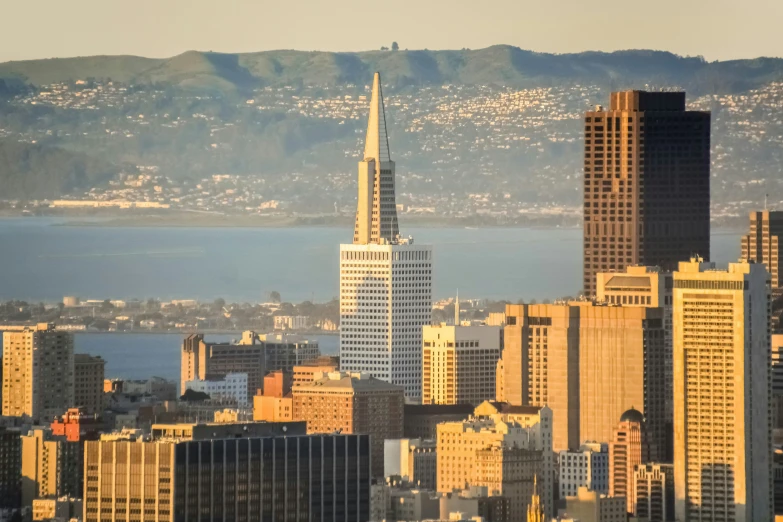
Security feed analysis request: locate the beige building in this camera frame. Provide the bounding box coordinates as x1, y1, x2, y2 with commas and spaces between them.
597, 265, 673, 449
292, 371, 404, 477
563, 487, 628, 522
21, 428, 82, 507
292, 356, 339, 388
383, 438, 437, 489
422, 324, 501, 405
437, 402, 554, 521
673, 258, 772, 521
501, 303, 666, 457
608, 409, 645, 514
2, 323, 74, 422
633, 463, 674, 522
32, 497, 81, 521
774, 334, 783, 429
181, 333, 265, 401
73, 354, 105, 415
253, 371, 293, 423
741, 210, 783, 290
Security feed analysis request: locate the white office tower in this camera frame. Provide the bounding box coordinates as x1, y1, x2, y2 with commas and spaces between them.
340, 72, 433, 400
673, 258, 772, 522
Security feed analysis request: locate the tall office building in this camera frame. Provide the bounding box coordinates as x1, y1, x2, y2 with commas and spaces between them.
292, 371, 404, 477
84, 422, 370, 522
422, 324, 501, 405
608, 409, 646, 514
673, 258, 772, 521
339, 72, 432, 399
773, 334, 783, 428
181, 333, 265, 401
21, 428, 83, 507
501, 303, 666, 456
597, 265, 674, 459
582, 91, 711, 296
73, 354, 105, 415
2, 323, 74, 422
633, 463, 674, 522
741, 210, 783, 291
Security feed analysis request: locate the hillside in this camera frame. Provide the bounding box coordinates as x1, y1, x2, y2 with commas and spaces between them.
1, 46, 783, 94
0, 141, 120, 199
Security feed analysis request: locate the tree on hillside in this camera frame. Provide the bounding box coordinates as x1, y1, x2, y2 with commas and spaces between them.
392, 42, 399, 51
269, 291, 281, 303
180, 389, 210, 402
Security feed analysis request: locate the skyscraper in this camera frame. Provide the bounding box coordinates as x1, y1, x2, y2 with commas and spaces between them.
340, 72, 433, 400
500, 303, 666, 456
73, 354, 105, 415
741, 210, 783, 291
2, 323, 74, 422
582, 91, 711, 296
608, 409, 646, 514
181, 334, 265, 401
673, 258, 772, 521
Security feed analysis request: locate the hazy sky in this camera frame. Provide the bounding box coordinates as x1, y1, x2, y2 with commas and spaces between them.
3, 0, 782, 63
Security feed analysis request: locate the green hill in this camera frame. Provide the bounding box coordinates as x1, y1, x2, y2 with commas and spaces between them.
1, 46, 782, 94
0, 141, 120, 199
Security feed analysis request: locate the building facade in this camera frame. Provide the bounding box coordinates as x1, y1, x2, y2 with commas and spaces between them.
83, 426, 370, 522
0, 427, 21, 509
741, 210, 783, 290
422, 324, 501, 405
2, 323, 74, 423
181, 334, 265, 402
773, 334, 783, 429
73, 354, 105, 415
633, 463, 674, 522
184, 372, 249, 405
673, 258, 772, 521
583, 90, 711, 296
608, 409, 645, 514
21, 428, 83, 507
252, 332, 320, 372
383, 438, 437, 489
292, 356, 340, 388
564, 487, 628, 522
292, 371, 404, 477
403, 403, 473, 440
339, 72, 432, 400
501, 302, 666, 456
559, 442, 609, 498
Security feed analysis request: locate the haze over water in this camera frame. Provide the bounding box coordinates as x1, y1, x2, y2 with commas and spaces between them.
0, 218, 740, 303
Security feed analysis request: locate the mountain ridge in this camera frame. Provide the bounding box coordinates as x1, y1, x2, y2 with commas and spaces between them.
1, 46, 782, 94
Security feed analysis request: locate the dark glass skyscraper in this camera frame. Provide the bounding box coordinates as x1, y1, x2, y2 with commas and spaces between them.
582, 91, 711, 296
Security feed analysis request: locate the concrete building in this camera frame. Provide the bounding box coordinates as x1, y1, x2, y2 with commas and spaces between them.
73, 354, 104, 415
741, 210, 783, 291
32, 497, 81, 521
559, 442, 609, 498
2, 323, 74, 422
439, 486, 511, 522
437, 404, 554, 521
582, 90, 711, 296
384, 438, 437, 489
181, 334, 265, 402
184, 372, 249, 405
609, 409, 646, 514
387, 485, 440, 521
422, 324, 501, 405
0, 427, 21, 509
243, 332, 320, 372
403, 403, 473, 440
596, 265, 674, 454
292, 356, 339, 387
633, 463, 674, 522
83, 423, 370, 522
673, 258, 772, 521
252, 371, 293, 423
21, 428, 82, 507
563, 487, 628, 522
501, 303, 666, 457
272, 315, 310, 330
292, 371, 404, 477
339, 72, 432, 400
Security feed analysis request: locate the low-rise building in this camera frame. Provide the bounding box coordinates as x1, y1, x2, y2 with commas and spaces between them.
185, 372, 249, 406
559, 442, 610, 498
561, 487, 627, 522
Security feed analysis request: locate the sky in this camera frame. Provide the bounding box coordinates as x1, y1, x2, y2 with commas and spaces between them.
2, 0, 782, 63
